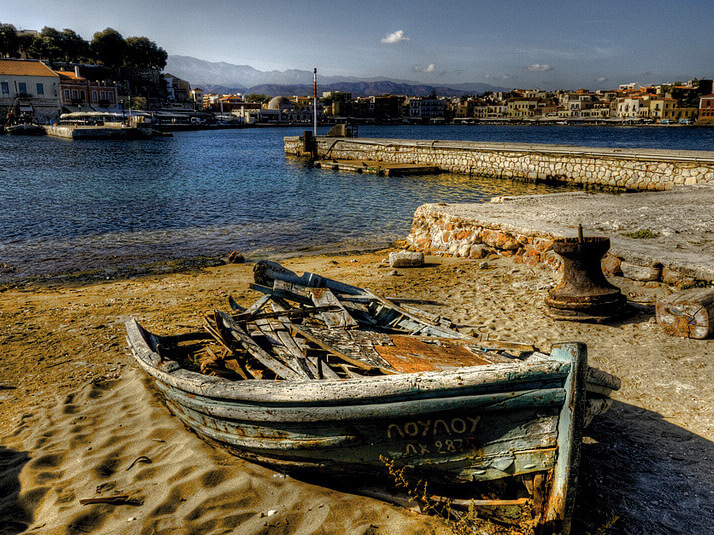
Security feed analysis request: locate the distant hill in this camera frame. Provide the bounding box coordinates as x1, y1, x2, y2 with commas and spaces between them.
166, 55, 509, 97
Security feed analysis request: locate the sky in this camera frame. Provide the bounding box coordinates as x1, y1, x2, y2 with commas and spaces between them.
3, 0, 712, 90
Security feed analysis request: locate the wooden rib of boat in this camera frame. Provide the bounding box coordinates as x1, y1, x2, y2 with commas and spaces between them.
126, 260, 620, 534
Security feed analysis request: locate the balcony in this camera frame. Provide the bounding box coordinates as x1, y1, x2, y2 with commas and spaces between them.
16, 93, 32, 99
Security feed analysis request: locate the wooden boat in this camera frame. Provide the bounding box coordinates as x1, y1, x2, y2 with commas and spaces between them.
4, 117, 45, 135
126, 260, 620, 534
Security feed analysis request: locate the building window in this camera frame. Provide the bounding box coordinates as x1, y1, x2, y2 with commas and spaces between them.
64, 89, 70, 100
36, 83, 44, 95
92, 90, 98, 101
72, 89, 78, 99
100, 91, 106, 101
1, 82, 8, 94
18, 82, 27, 94
108, 92, 114, 103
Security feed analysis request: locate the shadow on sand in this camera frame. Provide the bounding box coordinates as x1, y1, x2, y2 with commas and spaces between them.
573, 400, 714, 534
0, 445, 31, 535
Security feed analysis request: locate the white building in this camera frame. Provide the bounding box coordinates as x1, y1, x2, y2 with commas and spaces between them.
0, 59, 62, 123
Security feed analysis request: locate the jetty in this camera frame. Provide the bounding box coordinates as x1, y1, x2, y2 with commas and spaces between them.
285, 136, 714, 190
406, 188, 714, 288
314, 158, 439, 176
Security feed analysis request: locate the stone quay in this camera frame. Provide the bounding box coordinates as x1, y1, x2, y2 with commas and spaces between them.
284, 136, 714, 191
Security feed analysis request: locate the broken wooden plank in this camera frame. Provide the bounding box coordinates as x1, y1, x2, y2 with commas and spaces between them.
254, 318, 313, 379
373, 335, 491, 373
656, 287, 714, 339
232, 305, 339, 323
249, 283, 314, 306
289, 323, 393, 374
308, 287, 359, 329
215, 311, 305, 380
243, 294, 272, 316
228, 295, 246, 313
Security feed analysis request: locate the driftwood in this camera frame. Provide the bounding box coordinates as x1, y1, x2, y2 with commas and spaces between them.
79, 495, 142, 506
656, 287, 714, 339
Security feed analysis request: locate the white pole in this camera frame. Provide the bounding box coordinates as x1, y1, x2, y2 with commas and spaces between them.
313, 68, 318, 136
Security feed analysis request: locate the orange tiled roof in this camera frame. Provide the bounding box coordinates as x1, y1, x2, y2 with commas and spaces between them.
0, 58, 59, 77
55, 70, 86, 82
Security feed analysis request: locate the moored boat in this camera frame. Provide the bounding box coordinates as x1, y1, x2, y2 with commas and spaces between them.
4, 116, 46, 135
126, 261, 620, 534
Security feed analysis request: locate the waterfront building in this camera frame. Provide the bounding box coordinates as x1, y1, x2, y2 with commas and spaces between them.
190, 87, 205, 110
404, 96, 446, 123
698, 95, 714, 125
505, 97, 540, 118
164, 73, 193, 110
0, 58, 61, 123
55, 67, 118, 113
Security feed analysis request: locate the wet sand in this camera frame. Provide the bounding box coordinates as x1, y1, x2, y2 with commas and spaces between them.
1, 251, 712, 534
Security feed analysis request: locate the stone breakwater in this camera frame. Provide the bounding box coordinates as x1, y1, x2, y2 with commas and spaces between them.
285, 136, 714, 191
403, 191, 714, 288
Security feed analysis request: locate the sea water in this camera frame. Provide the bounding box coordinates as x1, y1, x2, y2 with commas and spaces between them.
1, 125, 712, 280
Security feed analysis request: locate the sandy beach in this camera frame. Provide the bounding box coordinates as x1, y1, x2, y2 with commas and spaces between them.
1, 250, 712, 534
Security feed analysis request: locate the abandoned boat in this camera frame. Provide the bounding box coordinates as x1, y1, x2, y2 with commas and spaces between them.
126, 260, 620, 534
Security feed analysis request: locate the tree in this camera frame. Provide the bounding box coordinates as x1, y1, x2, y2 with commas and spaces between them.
16, 32, 38, 59
125, 36, 167, 69
90, 27, 126, 67
60, 29, 90, 63
0, 23, 18, 58
245, 93, 268, 103
36, 26, 64, 62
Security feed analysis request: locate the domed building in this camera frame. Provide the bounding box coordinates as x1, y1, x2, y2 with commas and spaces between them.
267, 96, 295, 112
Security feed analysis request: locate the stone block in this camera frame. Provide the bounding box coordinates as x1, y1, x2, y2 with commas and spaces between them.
620, 261, 661, 282
481, 229, 520, 251
469, 245, 488, 259
601, 254, 622, 276
389, 250, 424, 268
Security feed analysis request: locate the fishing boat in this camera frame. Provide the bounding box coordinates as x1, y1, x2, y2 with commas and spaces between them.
126, 260, 619, 534
4, 116, 46, 135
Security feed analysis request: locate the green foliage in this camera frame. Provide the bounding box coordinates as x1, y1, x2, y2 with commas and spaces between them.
0, 23, 18, 58
622, 229, 658, 239
125, 36, 167, 69
90, 27, 126, 67
245, 93, 268, 103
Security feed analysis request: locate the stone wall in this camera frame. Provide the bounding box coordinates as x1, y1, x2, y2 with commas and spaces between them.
285, 136, 714, 191
405, 204, 711, 289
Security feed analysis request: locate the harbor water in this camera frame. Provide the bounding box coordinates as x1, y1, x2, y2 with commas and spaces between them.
1, 125, 713, 281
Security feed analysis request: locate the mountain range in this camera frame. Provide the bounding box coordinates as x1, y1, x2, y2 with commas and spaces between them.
165, 55, 510, 97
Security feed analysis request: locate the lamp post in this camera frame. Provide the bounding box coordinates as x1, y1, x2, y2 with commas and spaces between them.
313, 68, 317, 136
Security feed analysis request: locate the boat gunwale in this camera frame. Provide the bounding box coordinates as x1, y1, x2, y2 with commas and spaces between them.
126, 317, 572, 405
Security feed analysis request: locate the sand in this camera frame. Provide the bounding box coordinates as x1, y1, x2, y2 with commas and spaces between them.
1, 251, 712, 534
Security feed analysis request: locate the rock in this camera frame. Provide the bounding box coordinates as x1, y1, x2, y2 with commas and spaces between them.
620, 261, 662, 282
601, 254, 622, 276
388, 250, 424, 268
479, 261, 489, 269
228, 251, 245, 264
388, 270, 401, 276
0, 262, 15, 273
469, 245, 488, 259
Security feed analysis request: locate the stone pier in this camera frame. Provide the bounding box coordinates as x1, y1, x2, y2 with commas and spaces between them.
404, 189, 714, 288
285, 136, 714, 191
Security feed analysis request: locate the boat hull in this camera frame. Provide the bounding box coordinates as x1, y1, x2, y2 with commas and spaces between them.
126, 318, 595, 533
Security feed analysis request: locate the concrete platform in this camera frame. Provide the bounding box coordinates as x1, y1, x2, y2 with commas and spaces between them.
407, 186, 714, 284
314, 159, 440, 176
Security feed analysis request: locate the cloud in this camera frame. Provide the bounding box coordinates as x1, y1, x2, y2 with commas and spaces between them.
523, 63, 553, 72
413, 63, 436, 73
597, 77, 608, 83
381, 30, 409, 44
485, 74, 514, 81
